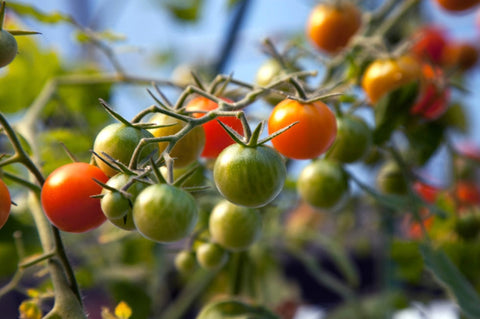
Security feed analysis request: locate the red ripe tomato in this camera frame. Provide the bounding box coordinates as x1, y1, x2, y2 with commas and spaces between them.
0, 179, 11, 229
442, 42, 479, 71
268, 99, 337, 160
455, 181, 480, 206
411, 26, 448, 64
434, 0, 480, 12
306, 2, 362, 54
41, 162, 109, 233
185, 96, 243, 158
410, 64, 450, 120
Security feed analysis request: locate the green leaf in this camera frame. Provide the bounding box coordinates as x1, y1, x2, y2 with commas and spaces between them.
421, 244, 480, 319
404, 121, 444, 166
373, 81, 419, 145
165, 0, 203, 22
197, 299, 279, 319
75, 30, 126, 43
8, 3, 73, 24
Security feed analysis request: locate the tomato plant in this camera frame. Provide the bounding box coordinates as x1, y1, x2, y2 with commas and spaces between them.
361, 55, 421, 104
148, 112, 205, 168
306, 1, 362, 54
0, 30, 17, 68
185, 96, 243, 158
213, 143, 286, 208
0, 178, 11, 229
41, 162, 109, 233
297, 159, 350, 210
325, 115, 372, 163
132, 183, 198, 243
268, 99, 337, 160
93, 123, 159, 177
209, 200, 262, 251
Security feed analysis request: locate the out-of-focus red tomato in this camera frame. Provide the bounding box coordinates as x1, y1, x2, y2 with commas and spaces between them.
455, 181, 480, 206
442, 42, 479, 71
412, 26, 448, 64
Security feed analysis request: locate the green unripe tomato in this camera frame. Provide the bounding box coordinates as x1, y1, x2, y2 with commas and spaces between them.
256, 59, 294, 106
213, 144, 286, 208
326, 115, 372, 163
100, 173, 147, 220
108, 211, 136, 231
174, 250, 197, 274
133, 184, 198, 243
0, 30, 17, 68
93, 123, 159, 177
297, 159, 350, 210
196, 242, 228, 271
376, 162, 408, 195
209, 200, 262, 251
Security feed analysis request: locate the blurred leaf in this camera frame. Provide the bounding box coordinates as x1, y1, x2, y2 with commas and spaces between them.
8, 3, 73, 24
373, 82, 419, 145
438, 102, 469, 133
197, 299, 279, 319
390, 240, 424, 283
165, 0, 203, 22
405, 121, 444, 166
421, 244, 480, 319
75, 30, 126, 43
227, 0, 242, 9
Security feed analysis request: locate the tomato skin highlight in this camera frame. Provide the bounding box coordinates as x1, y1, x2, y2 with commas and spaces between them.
0, 179, 11, 230
41, 162, 109, 233
362, 55, 421, 105
133, 184, 198, 243
185, 96, 243, 158
268, 99, 337, 160
213, 143, 286, 208
306, 2, 362, 54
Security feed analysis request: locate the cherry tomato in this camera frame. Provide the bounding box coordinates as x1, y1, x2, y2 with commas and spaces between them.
213, 143, 286, 208
132, 184, 198, 243
376, 162, 408, 195
209, 200, 262, 251
0, 30, 17, 68
101, 173, 146, 220
93, 123, 159, 177
325, 115, 372, 163
174, 250, 197, 274
455, 181, 480, 206
185, 96, 243, 158
434, 0, 480, 12
297, 159, 350, 210
268, 99, 337, 160
41, 162, 109, 233
108, 211, 136, 231
255, 59, 291, 106
196, 242, 228, 271
0, 179, 11, 229
410, 64, 450, 120
411, 26, 448, 64
306, 2, 362, 54
149, 113, 205, 168
362, 55, 421, 105
442, 42, 478, 71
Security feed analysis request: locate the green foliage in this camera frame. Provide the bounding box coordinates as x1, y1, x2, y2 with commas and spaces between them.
197, 299, 279, 319
164, 0, 204, 22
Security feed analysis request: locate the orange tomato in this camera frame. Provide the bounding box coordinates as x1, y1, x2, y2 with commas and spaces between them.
268, 99, 337, 160
442, 42, 478, 71
306, 2, 362, 54
434, 0, 480, 12
361, 55, 421, 105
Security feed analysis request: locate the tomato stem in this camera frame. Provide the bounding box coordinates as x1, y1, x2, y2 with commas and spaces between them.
0, 1, 5, 31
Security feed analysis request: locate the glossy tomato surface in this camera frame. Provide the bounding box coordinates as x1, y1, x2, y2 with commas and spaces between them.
41, 162, 109, 233
213, 143, 286, 208
268, 99, 337, 160
362, 55, 421, 105
186, 96, 243, 158
306, 2, 361, 54
0, 179, 11, 229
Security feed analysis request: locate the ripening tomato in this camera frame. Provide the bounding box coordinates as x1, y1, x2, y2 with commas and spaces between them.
434, 0, 480, 12
209, 200, 262, 251
148, 113, 205, 168
410, 64, 450, 120
362, 55, 421, 105
93, 123, 159, 177
0, 30, 17, 68
0, 179, 11, 229
306, 1, 362, 54
41, 162, 109, 233
411, 26, 448, 64
441, 42, 478, 71
185, 96, 243, 158
268, 99, 337, 160
133, 184, 198, 243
